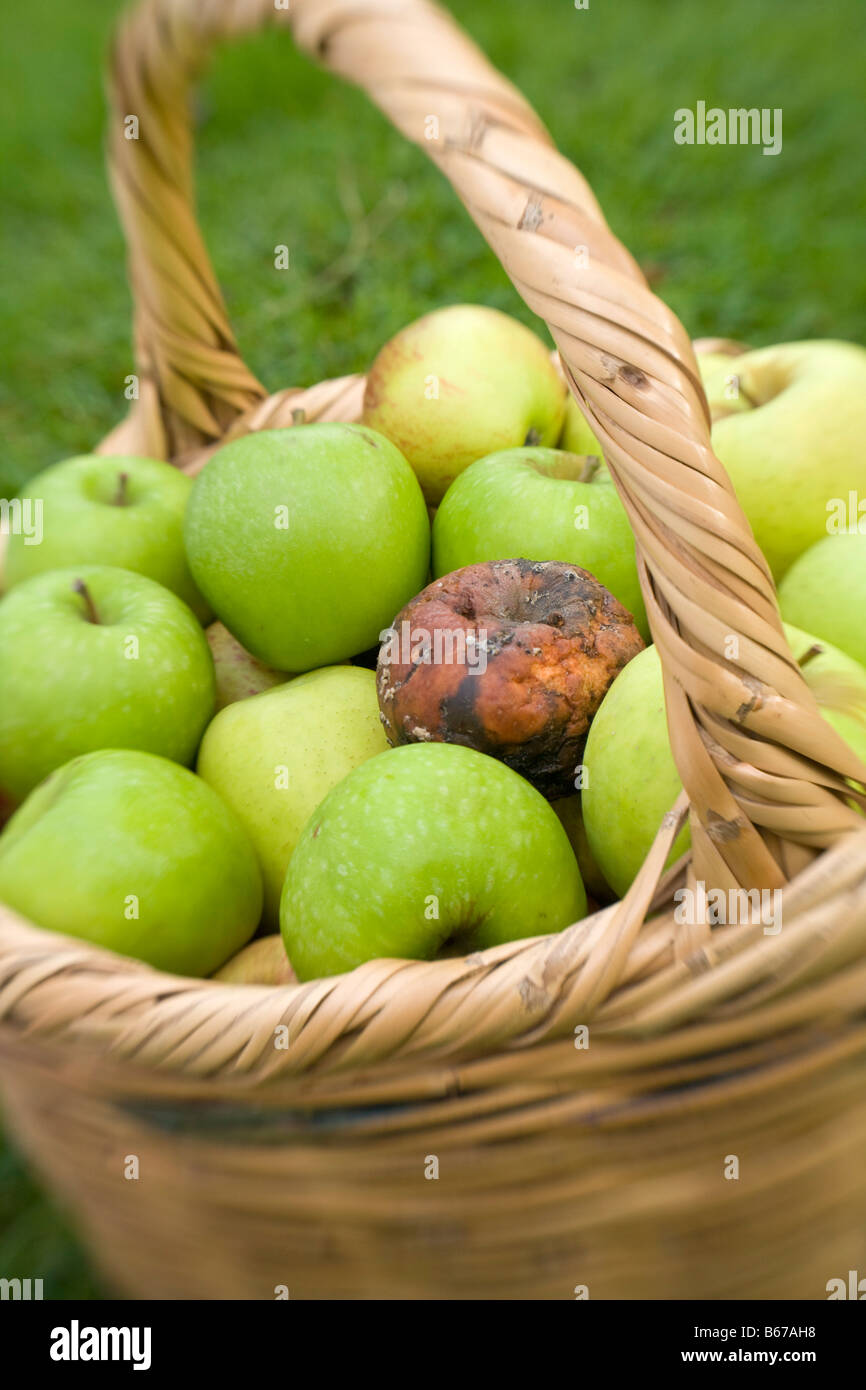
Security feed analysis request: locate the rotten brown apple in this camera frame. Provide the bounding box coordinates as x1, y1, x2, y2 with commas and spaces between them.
377, 558, 644, 798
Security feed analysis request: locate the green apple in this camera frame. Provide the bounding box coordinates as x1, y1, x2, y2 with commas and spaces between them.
703, 341, 866, 578
788, 625, 866, 766
551, 794, 613, 902
280, 741, 587, 981
3, 454, 212, 621
198, 665, 389, 927
0, 566, 215, 804
206, 620, 294, 711
779, 533, 866, 669
184, 423, 430, 670
559, 395, 604, 460
0, 749, 262, 975
582, 644, 687, 897
361, 305, 567, 505
582, 626, 866, 897
432, 446, 648, 639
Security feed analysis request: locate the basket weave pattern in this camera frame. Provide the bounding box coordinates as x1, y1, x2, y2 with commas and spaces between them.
1, 0, 866, 1299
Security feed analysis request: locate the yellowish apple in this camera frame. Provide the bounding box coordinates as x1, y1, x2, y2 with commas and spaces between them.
703, 341, 866, 578
197, 665, 388, 927
362, 305, 566, 505
213, 934, 297, 986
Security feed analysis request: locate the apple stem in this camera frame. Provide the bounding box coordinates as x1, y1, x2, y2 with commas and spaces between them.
113, 472, 130, 506
797, 643, 824, 670
579, 455, 601, 483
73, 579, 100, 625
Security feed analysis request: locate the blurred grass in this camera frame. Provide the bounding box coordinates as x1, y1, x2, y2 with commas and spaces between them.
0, 0, 864, 1297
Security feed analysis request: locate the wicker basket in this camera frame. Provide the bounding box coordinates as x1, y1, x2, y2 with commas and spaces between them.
2, 0, 866, 1301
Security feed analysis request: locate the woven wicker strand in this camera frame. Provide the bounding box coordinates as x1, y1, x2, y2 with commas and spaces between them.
1, 0, 865, 1300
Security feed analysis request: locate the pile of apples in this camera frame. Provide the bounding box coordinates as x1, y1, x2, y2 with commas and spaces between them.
1, 305, 865, 985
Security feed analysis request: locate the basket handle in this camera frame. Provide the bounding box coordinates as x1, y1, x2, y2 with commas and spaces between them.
100, 0, 865, 894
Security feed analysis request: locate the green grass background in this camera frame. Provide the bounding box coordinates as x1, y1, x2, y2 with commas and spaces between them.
0, 0, 864, 1297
